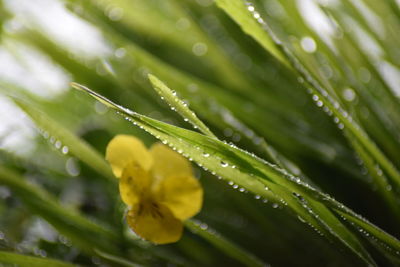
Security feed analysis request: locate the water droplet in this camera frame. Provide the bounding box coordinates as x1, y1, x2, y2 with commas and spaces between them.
114, 47, 126, 58
298, 215, 306, 223
108, 7, 123, 21
254, 195, 261, 199
342, 88, 356, 102
301, 36, 317, 53
253, 12, 261, 19
176, 18, 190, 30
61, 146, 69, 154
203, 152, 210, 157
272, 203, 279, 208
220, 161, 228, 167
192, 42, 208, 56
55, 140, 62, 149
187, 83, 198, 92
200, 223, 208, 230
66, 158, 80, 176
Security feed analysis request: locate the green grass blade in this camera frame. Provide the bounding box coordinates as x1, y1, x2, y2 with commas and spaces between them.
148, 74, 216, 138
72, 83, 392, 265
0, 166, 119, 254
12, 98, 114, 181
215, 0, 400, 215
94, 249, 143, 267
215, 0, 287, 66
185, 220, 266, 267
0, 251, 76, 267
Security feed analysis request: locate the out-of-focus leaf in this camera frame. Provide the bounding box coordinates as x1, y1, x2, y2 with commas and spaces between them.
0, 251, 76, 267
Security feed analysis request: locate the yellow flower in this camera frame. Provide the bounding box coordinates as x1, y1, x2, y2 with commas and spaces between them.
105, 135, 203, 244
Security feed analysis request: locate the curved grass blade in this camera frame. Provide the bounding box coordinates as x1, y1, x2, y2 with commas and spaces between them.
71, 83, 396, 265
147, 74, 373, 262
0, 251, 76, 267
215, 0, 287, 66
215, 0, 400, 218
148, 74, 216, 138
149, 74, 315, 186
94, 249, 143, 267
0, 165, 119, 254
143, 79, 393, 259
12, 98, 114, 181
185, 220, 266, 267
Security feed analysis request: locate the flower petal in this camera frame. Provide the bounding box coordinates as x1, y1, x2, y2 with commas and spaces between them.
149, 143, 192, 182
106, 135, 153, 177
156, 175, 203, 220
119, 162, 152, 206
127, 202, 183, 244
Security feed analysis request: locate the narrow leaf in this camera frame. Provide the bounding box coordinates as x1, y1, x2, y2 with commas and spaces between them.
13, 98, 114, 180
72, 83, 397, 265
0, 165, 119, 254
185, 220, 266, 267
0, 251, 76, 267
148, 74, 216, 138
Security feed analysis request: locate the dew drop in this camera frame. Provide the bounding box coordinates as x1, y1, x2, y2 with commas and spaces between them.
61, 146, 69, 155
342, 88, 356, 102
108, 7, 123, 21
192, 42, 208, 56
298, 215, 306, 223
220, 161, 228, 167
301, 36, 317, 53
55, 140, 62, 149
200, 223, 208, 230
114, 47, 126, 58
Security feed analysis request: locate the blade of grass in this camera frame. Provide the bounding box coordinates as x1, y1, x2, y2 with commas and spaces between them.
185, 220, 266, 267
12, 98, 114, 181
0, 165, 119, 254
0, 251, 76, 267
148, 74, 216, 138
215, 0, 400, 219
72, 82, 399, 265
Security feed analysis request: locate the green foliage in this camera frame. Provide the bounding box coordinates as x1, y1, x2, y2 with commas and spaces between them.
1, 0, 400, 266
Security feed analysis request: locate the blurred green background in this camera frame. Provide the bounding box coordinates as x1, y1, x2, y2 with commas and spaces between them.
0, 0, 400, 266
